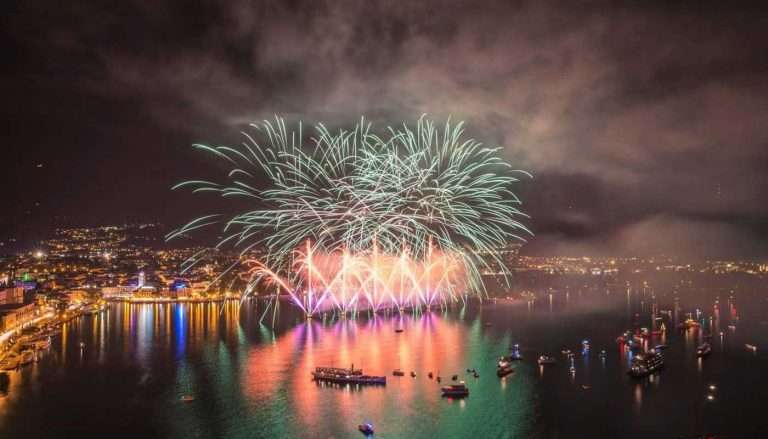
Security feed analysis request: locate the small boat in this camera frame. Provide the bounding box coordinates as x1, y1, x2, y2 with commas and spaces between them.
451, 374, 458, 381
441, 382, 469, 397
465, 368, 471, 373
19, 350, 34, 366
394, 328, 404, 333
436, 376, 442, 383
410, 371, 416, 378
598, 350, 607, 358
79, 342, 86, 349
0, 354, 20, 371
180, 395, 195, 402
581, 384, 592, 390
537, 355, 556, 365
428, 372, 433, 379
746, 344, 758, 352
697, 343, 712, 358
358, 423, 375, 435
654, 344, 668, 350
472, 371, 479, 378
628, 351, 664, 378
393, 369, 405, 377
497, 360, 514, 377
561, 349, 573, 356
36, 337, 52, 350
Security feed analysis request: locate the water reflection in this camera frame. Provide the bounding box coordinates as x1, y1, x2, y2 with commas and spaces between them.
1, 273, 767, 438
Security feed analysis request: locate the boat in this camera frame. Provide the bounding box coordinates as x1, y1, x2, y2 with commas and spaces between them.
180, 395, 195, 402
697, 343, 712, 358
36, 337, 51, 350
678, 319, 701, 330
410, 371, 416, 378
472, 371, 479, 378
315, 365, 362, 376
561, 349, 573, 356
392, 369, 405, 377
436, 376, 442, 383
19, 350, 34, 366
0, 354, 20, 371
581, 384, 592, 390
537, 355, 556, 365
441, 382, 470, 397
497, 360, 514, 377
312, 366, 386, 386
507, 350, 523, 361
654, 344, 668, 350
394, 328, 404, 333
599, 350, 607, 358
358, 423, 375, 435
628, 351, 664, 378
746, 344, 758, 352
428, 372, 433, 379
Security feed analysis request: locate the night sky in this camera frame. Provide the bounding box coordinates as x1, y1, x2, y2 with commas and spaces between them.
3, 1, 768, 258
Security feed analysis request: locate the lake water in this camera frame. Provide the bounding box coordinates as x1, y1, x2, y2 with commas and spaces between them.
1, 273, 767, 438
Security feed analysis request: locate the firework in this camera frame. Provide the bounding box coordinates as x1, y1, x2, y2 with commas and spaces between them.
170, 116, 531, 315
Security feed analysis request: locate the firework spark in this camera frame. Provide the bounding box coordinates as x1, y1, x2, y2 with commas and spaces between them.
170, 116, 531, 314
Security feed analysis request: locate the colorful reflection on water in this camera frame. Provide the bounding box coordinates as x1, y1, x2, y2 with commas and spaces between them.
2, 273, 768, 438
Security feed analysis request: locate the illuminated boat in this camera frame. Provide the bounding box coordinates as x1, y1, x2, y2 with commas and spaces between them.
313, 366, 386, 385
358, 422, 374, 435
315, 365, 362, 376
697, 343, 712, 358
628, 351, 664, 378
392, 369, 405, 376
441, 382, 470, 397
497, 359, 514, 377
677, 319, 700, 330
537, 355, 556, 365
0, 353, 20, 371
19, 350, 35, 366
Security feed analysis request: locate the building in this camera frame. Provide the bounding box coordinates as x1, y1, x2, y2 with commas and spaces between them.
0, 303, 37, 332
0, 286, 24, 305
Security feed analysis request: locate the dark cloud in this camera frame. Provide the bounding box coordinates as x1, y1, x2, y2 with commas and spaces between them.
3, 0, 767, 257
